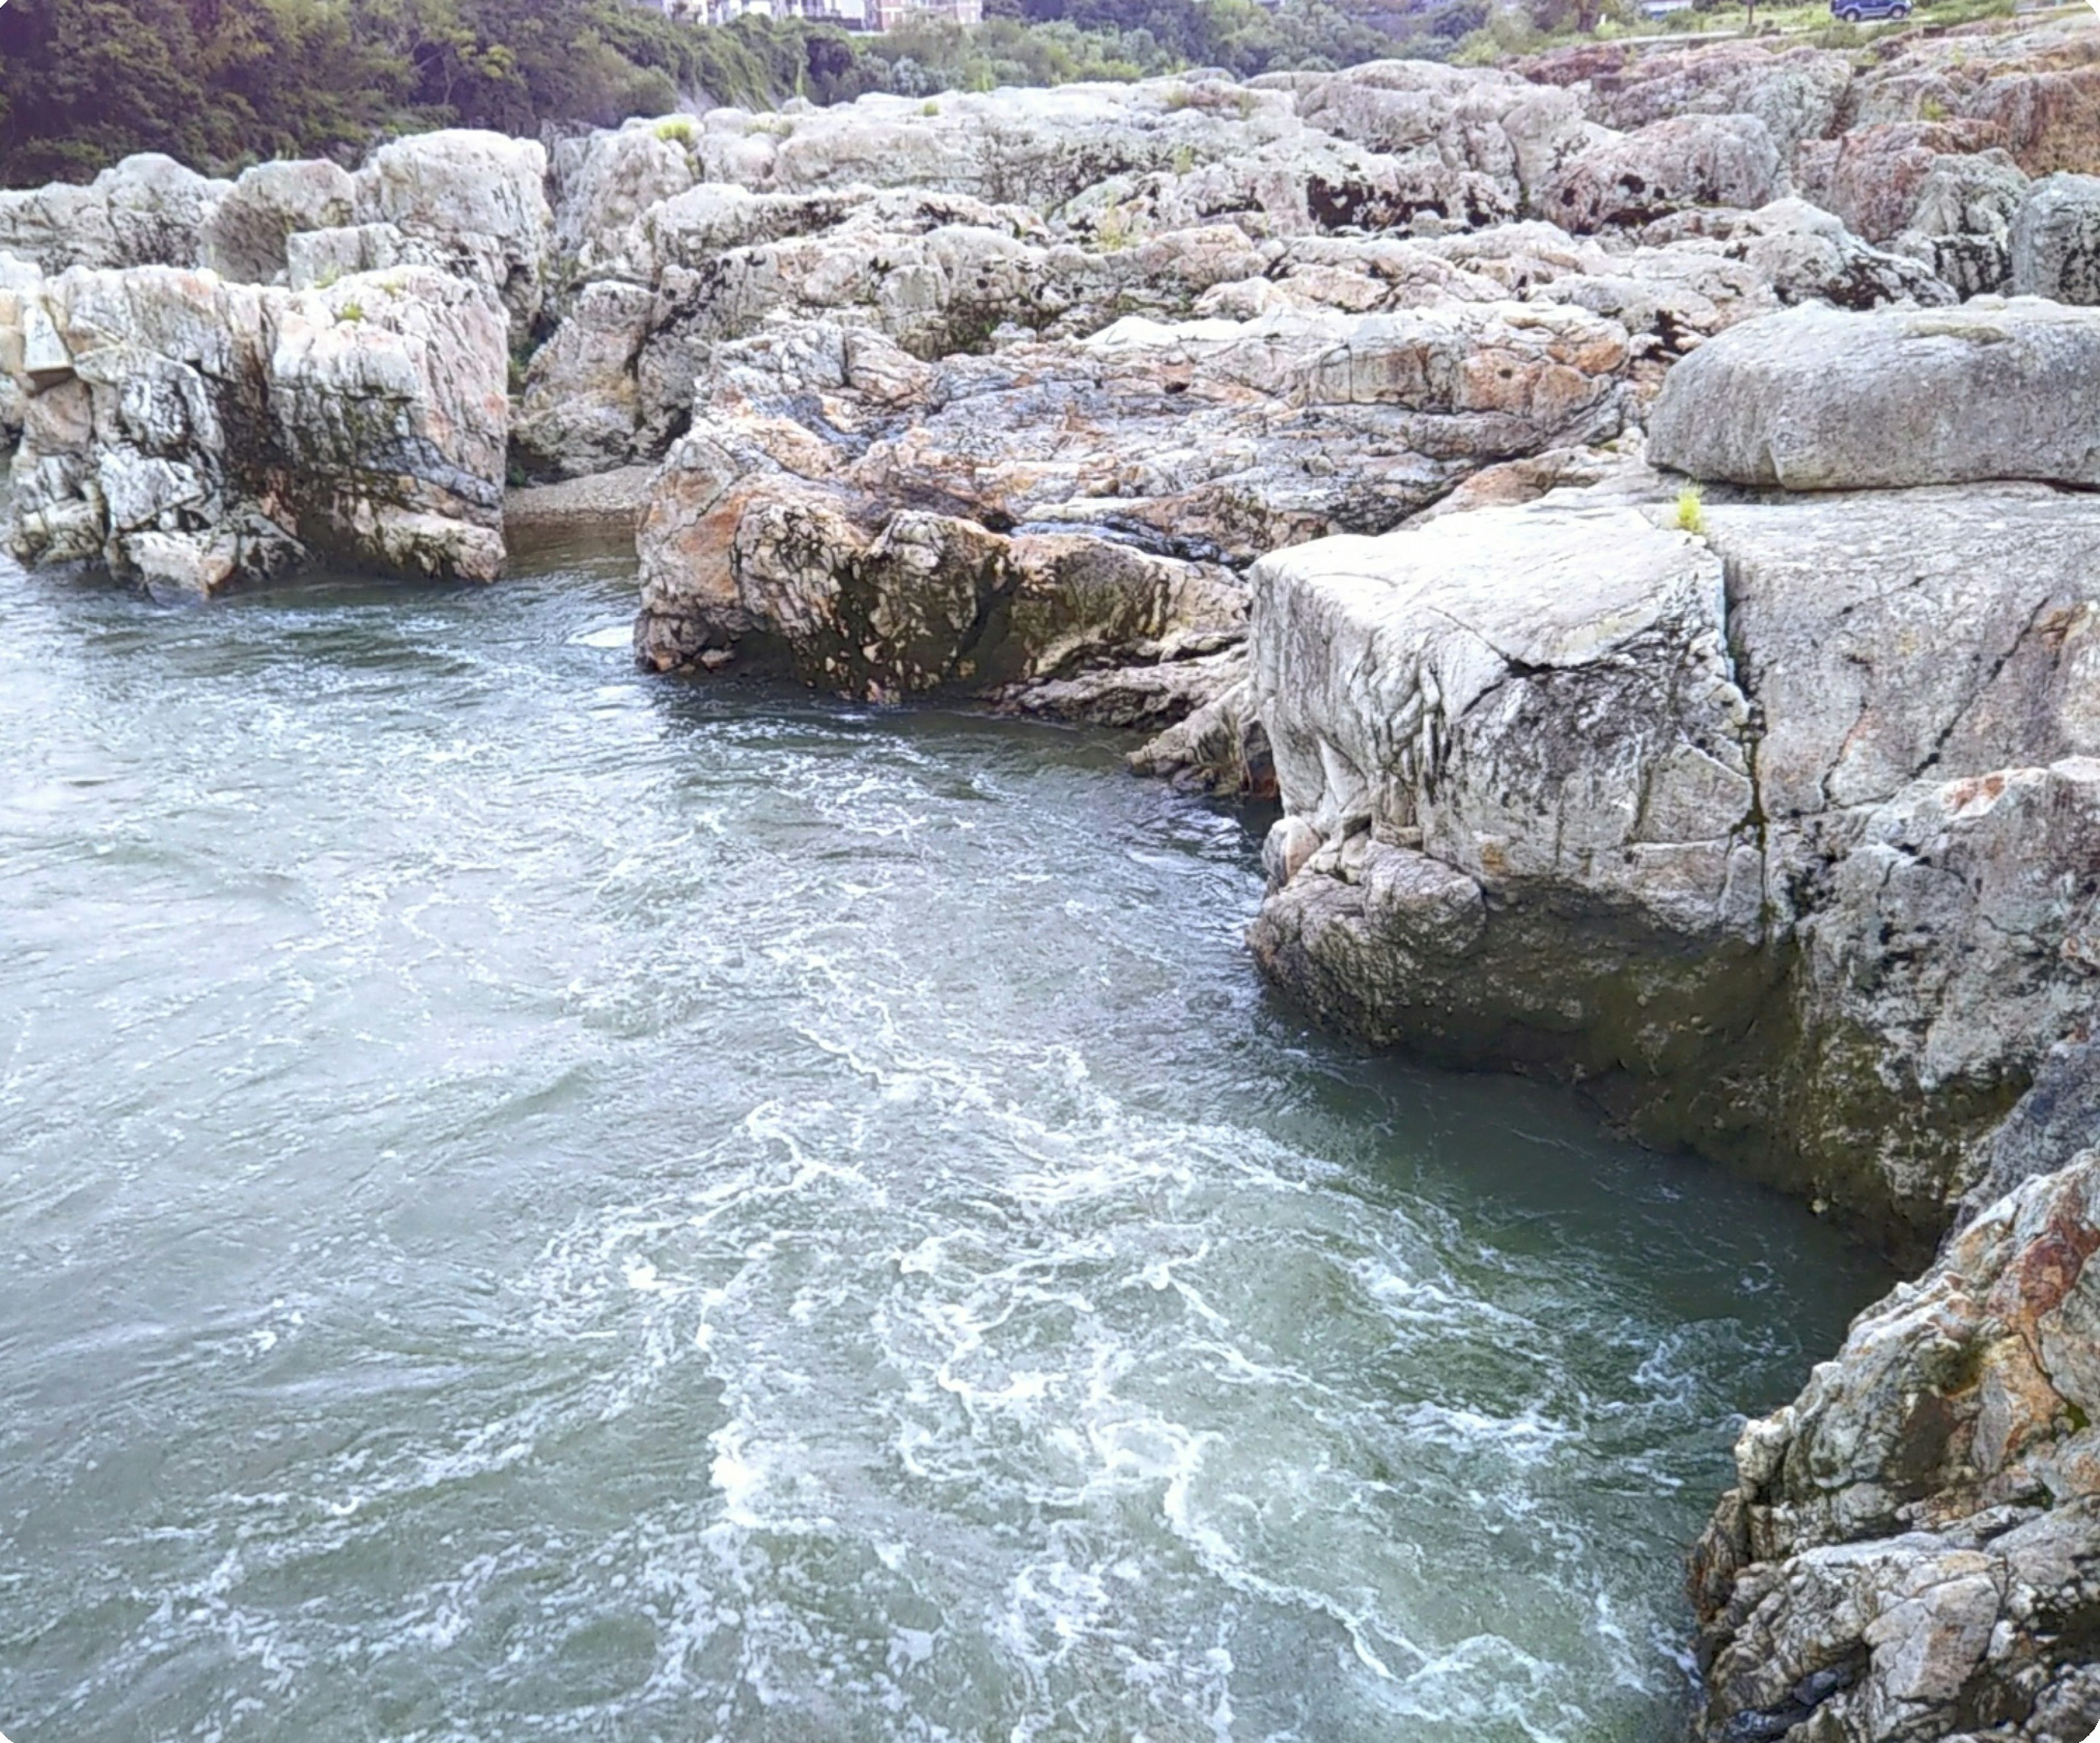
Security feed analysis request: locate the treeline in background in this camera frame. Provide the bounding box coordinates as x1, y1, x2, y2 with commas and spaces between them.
0, 0, 1482, 186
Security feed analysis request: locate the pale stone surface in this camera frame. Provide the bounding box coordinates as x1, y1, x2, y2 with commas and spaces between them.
0, 154, 230, 273
1649, 298, 2100, 489
2011, 172, 2100, 305
1539, 113, 1784, 235
352, 130, 552, 337
631, 301, 1631, 692
202, 159, 358, 283
1248, 482, 2100, 1250
3, 263, 509, 595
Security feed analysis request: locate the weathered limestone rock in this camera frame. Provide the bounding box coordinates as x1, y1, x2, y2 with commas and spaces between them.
202, 159, 358, 284
632, 296, 1631, 687
0, 154, 229, 273
351, 130, 552, 337
1541, 41, 1856, 162
1649, 298, 2100, 489
1842, 21, 2100, 179
1795, 121, 2027, 248
521, 185, 1078, 471
1283, 60, 1603, 215
1065, 133, 1518, 242
1539, 114, 1784, 235
511, 280, 657, 477
1692, 1150, 2100, 1743
685, 78, 1302, 210
549, 119, 702, 290
1245, 498, 1771, 1096
2011, 173, 2100, 305
1246, 479, 2100, 1251
4, 264, 508, 597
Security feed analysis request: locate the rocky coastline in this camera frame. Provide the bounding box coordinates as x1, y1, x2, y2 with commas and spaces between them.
4, 13, 2100, 1738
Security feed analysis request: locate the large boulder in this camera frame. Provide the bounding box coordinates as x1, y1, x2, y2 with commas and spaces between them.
1538, 113, 1784, 234
1246, 480, 2100, 1253
201, 159, 357, 284
1649, 298, 2100, 489
4, 264, 509, 596
2011, 172, 2100, 304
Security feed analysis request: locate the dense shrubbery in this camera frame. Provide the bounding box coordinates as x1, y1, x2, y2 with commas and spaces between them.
0, 0, 1991, 188
0, 0, 1453, 188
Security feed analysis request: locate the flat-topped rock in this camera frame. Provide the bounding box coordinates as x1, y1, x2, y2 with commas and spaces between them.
1250, 480, 2100, 1253
1650, 297, 2100, 489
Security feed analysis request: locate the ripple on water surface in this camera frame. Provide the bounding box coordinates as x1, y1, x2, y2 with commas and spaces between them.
0, 548, 1891, 1743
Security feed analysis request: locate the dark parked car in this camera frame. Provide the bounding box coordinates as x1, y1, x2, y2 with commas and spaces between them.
1830, 0, 1912, 19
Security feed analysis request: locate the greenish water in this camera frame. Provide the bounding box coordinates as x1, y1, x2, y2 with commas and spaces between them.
0, 540, 1889, 1743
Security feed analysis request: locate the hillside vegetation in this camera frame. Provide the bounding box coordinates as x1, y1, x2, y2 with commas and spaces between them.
0, 0, 1455, 186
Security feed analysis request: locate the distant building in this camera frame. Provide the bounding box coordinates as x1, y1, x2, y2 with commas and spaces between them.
661, 0, 969, 26
871, 0, 983, 25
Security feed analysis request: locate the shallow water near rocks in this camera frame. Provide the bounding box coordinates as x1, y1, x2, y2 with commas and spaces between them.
0, 537, 1891, 1743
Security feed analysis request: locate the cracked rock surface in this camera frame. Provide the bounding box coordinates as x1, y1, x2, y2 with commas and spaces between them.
2, 263, 509, 595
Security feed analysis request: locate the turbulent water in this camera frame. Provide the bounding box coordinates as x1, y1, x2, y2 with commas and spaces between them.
0, 537, 1889, 1743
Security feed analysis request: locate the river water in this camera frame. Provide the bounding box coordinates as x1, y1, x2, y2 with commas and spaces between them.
0, 538, 1889, 1743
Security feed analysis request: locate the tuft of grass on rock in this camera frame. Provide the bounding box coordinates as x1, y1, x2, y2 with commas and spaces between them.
1676, 483, 1707, 537
654, 115, 698, 145
920, 99, 941, 117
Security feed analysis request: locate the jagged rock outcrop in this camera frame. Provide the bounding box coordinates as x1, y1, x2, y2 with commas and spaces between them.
0, 154, 230, 274
3, 263, 509, 596
1524, 40, 1854, 162
1648, 298, 2100, 490
1793, 121, 2030, 296
632, 299, 1631, 693
310, 131, 553, 341
632, 321, 1249, 697
1693, 1151, 2100, 1742
201, 159, 358, 284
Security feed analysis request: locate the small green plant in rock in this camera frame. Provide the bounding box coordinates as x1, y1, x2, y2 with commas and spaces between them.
920, 99, 941, 116
654, 115, 698, 145
1171, 143, 1197, 176
337, 298, 365, 324
1675, 483, 1707, 537
1094, 207, 1140, 252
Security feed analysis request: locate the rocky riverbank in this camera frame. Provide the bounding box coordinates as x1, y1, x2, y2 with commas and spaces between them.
3, 14, 2100, 1739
